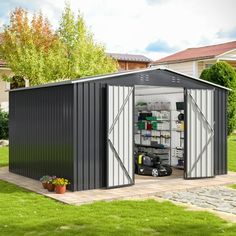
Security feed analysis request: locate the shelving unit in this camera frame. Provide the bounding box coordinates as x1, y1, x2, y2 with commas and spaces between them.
134, 108, 172, 165
172, 109, 184, 169
135, 105, 185, 168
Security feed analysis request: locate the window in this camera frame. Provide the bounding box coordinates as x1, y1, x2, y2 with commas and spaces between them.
205, 64, 213, 69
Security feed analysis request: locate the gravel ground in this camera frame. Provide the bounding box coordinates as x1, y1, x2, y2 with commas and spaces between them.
156, 186, 236, 214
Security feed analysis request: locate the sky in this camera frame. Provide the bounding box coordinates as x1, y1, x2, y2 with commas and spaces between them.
0, 0, 236, 61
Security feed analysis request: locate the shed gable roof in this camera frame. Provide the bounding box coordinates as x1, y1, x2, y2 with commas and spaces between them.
10, 67, 230, 91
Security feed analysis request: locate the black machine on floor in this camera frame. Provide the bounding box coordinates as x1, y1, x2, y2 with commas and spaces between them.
134, 152, 172, 177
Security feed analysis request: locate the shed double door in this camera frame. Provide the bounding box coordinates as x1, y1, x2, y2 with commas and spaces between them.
106, 85, 134, 188
185, 89, 215, 179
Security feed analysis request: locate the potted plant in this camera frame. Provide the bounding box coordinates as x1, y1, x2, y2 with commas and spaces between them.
47, 176, 57, 192
52, 178, 70, 194
39, 175, 50, 189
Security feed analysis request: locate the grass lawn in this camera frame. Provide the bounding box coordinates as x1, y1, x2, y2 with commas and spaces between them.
229, 184, 236, 190
0, 180, 236, 236
228, 134, 236, 172
0, 147, 8, 167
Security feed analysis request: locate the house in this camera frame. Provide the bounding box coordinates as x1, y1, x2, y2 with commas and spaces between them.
107, 53, 152, 71
0, 60, 12, 112
9, 67, 228, 191
152, 41, 236, 77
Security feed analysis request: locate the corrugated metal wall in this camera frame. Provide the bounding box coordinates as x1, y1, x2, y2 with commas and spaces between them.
74, 82, 106, 191
9, 85, 75, 189
214, 88, 227, 175
186, 89, 214, 178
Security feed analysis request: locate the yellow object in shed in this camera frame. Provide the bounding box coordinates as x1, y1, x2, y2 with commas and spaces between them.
181, 121, 184, 131
138, 155, 143, 165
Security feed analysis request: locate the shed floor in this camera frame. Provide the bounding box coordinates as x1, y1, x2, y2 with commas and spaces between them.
1, 167, 236, 206
135, 168, 183, 184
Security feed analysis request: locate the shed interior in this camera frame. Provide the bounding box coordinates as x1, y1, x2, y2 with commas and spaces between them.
134, 86, 185, 180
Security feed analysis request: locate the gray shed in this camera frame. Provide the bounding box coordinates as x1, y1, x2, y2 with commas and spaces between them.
9, 68, 229, 191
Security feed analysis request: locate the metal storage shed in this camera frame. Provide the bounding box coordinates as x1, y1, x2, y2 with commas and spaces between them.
9, 67, 229, 191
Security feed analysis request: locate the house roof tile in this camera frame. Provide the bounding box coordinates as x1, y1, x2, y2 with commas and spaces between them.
107, 53, 152, 62
153, 41, 236, 64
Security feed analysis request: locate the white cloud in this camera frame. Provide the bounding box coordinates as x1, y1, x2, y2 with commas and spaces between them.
1, 0, 236, 60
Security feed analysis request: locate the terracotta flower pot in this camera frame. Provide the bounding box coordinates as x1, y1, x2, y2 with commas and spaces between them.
55, 185, 66, 194
47, 183, 55, 192
42, 182, 48, 189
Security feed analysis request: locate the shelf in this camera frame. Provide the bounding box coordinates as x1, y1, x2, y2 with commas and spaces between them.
135, 134, 171, 139
137, 119, 170, 122
174, 147, 184, 150
173, 130, 184, 132
136, 109, 172, 112
137, 129, 171, 132
172, 156, 184, 159
135, 144, 170, 149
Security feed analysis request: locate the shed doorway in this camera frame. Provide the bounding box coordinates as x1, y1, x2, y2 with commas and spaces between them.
134, 86, 185, 182
106, 85, 215, 189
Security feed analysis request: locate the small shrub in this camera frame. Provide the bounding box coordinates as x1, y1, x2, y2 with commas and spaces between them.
0, 110, 9, 139
52, 178, 70, 186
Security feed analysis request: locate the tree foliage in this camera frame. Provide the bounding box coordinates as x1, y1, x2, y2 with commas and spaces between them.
0, 6, 117, 86
200, 62, 236, 135
57, 5, 117, 78
0, 8, 66, 86
0, 110, 8, 139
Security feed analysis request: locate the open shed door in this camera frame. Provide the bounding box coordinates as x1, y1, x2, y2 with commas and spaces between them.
185, 89, 215, 179
107, 85, 134, 188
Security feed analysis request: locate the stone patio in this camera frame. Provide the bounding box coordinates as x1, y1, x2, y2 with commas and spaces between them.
1, 166, 236, 206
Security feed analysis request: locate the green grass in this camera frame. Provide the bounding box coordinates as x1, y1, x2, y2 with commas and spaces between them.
0, 147, 8, 167
0, 180, 236, 236
229, 184, 236, 190
0, 139, 236, 235
228, 134, 236, 172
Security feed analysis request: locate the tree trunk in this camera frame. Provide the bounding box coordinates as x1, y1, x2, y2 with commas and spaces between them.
24, 78, 30, 87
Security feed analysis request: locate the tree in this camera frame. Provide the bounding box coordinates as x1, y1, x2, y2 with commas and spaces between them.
200, 62, 236, 135
0, 109, 8, 139
57, 5, 117, 78
0, 8, 67, 86
0, 6, 117, 86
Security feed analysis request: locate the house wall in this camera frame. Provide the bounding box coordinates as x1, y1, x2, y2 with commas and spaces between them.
223, 60, 236, 68
0, 68, 12, 111
163, 61, 195, 77
162, 57, 236, 78
197, 60, 217, 77
118, 60, 149, 71
197, 58, 236, 76
219, 49, 236, 60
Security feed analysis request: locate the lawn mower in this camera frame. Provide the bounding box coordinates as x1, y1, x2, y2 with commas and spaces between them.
134, 152, 172, 177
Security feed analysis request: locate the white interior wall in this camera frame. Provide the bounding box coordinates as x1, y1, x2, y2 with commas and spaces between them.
135, 86, 184, 166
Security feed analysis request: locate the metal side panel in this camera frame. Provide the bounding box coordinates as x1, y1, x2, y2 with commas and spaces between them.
107, 85, 134, 188
185, 89, 215, 179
